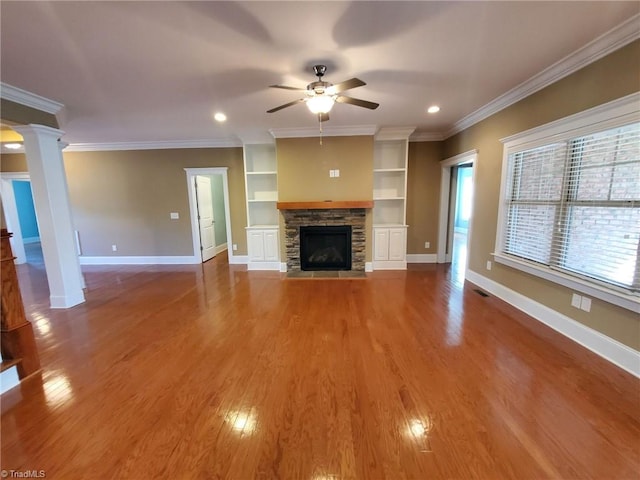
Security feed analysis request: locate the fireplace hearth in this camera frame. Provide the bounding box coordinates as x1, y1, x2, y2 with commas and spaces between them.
300, 226, 352, 271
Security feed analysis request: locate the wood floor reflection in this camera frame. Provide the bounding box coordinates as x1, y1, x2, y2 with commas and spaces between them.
2, 253, 639, 479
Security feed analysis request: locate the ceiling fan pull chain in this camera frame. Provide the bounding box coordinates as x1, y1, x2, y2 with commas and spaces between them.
319, 114, 323, 146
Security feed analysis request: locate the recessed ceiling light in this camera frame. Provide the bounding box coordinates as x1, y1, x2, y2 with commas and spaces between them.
4, 143, 22, 150
214, 112, 227, 122
427, 105, 440, 114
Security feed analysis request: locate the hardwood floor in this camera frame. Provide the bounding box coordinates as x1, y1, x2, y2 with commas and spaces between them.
2, 253, 639, 479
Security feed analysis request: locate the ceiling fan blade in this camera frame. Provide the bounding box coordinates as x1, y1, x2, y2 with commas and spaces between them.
331, 78, 366, 93
335, 95, 379, 110
269, 84, 306, 91
267, 98, 305, 113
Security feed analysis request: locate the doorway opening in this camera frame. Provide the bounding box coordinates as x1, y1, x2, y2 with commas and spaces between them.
437, 151, 477, 284
1, 173, 44, 267
184, 167, 236, 264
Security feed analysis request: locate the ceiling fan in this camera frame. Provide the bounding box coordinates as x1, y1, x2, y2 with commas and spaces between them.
267, 65, 379, 122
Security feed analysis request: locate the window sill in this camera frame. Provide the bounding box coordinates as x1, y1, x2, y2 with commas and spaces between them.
493, 253, 640, 314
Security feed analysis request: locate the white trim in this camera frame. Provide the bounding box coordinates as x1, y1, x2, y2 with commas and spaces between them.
465, 269, 640, 378
365, 262, 373, 273
436, 150, 477, 264
373, 260, 407, 270
445, 14, 640, 139
229, 255, 248, 265
79, 255, 198, 265
0, 82, 64, 114
280, 262, 288, 272
494, 253, 640, 314
407, 254, 437, 263
409, 132, 445, 142
214, 243, 228, 255
375, 127, 416, 141
500, 92, 640, 149
247, 261, 281, 271
0, 173, 29, 264
184, 167, 238, 265
66, 138, 242, 152
269, 125, 377, 138
50, 290, 86, 309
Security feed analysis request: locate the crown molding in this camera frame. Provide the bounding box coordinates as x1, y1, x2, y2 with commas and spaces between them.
0, 82, 64, 115
269, 125, 377, 138
409, 131, 444, 142
445, 13, 640, 139
375, 126, 416, 141
64, 138, 242, 152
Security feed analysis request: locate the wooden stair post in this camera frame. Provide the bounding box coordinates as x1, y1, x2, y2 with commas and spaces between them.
1, 229, 41, 378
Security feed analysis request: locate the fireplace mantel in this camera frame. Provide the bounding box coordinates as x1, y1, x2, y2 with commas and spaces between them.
277, 200, 373, 210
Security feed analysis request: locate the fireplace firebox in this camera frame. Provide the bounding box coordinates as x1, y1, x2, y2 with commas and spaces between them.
300, 225, 352, 271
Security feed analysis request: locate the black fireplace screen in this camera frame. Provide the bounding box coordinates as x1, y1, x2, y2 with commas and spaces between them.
300, 225, 352, 271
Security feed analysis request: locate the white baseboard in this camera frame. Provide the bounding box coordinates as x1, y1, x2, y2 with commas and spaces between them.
373, 260, 407, 270
365, 262, 373, 273
247, 261, 281, 271
215, 243, 228, 255
228, 254, 248, 265
79, 255, 199, 265
407, 254, 438, 263
50, 290, 85, 309
280, 262, 288, 272
465, 269, 640, 378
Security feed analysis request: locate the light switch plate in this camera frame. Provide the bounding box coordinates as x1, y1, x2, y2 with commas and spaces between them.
170, 212, 179, 219
580, 296, 592, 312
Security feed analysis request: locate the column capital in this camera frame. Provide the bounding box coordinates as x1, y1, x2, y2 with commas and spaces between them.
13, 124, 65, 140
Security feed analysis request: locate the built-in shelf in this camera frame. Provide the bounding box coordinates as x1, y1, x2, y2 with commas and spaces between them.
372, 128, 414, 270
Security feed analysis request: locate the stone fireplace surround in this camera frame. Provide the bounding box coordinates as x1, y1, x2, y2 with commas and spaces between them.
278, 202, 370, 272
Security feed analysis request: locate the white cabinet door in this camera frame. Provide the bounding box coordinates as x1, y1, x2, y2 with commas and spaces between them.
263, 229, 279, 262
248, 230, 266, 262
374, 228, 390, 261
388, 228, 406, 261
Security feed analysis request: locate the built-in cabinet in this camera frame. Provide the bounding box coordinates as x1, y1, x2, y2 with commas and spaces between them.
372, 128, 414, 270
243, 144, 280, 270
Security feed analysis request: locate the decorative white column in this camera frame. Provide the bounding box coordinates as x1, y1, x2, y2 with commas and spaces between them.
13, 125, 85, 308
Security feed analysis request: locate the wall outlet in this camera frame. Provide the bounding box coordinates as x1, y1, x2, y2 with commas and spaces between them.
580, 296, 592, 312
334, 169, 340, 177
486, 260, 492, 271
112, 244, 118, 252
232, 244, 238, 251
170, 212, 179, 219
329, 170, 334, 177
424, 241, 430, 249
571, 293, 582, 308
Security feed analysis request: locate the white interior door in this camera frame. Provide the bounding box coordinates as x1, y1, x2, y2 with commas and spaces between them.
195, 175, 216, 262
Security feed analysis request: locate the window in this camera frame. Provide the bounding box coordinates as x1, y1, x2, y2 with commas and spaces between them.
497, 94, 640, 312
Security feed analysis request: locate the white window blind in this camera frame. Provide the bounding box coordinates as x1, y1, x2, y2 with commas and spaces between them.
502, 122, 640, 294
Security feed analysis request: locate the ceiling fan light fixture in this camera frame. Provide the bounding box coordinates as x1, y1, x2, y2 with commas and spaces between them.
306, 95, 335, 114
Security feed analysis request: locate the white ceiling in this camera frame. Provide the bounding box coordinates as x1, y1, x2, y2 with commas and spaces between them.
1, 1, 638, 146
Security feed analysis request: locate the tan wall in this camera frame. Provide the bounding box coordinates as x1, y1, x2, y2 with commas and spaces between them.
443, 40, 640, 350
276, 136, 374, 201
0, 153, 28, 172
406, 141, 442, 254
62, 148, 247, 256
276, 135, 374, 261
